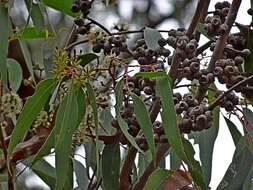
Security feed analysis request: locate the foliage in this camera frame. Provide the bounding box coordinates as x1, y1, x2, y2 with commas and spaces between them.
0, 0, 253, 190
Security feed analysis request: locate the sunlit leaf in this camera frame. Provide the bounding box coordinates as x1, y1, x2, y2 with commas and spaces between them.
135, 72, 167, 78
12, 27, 51, 40
42, 0, 80, 17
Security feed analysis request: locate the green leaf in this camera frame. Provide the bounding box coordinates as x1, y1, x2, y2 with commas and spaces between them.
0, 174, 8, 182
243, 108, 253, 138
144, 168, 172, 190
138, 153, 149, 177
156, 76, 185, 159
76, 88, 87, 125
132, 93, 155, 161
8, 79, 58, 160
196, 23, 209, 39
156, 76, 206, 189
79, 53, 98, 66
217, 137, 253, 190
115, 80, 144, 154
144, 27, 163, 50
102, 143, 120, 190
6, 58, 23, 92
19, 40, 35, 80
55, 88, 79, 190
24, 0, 44, 31
74, 159, 89, 189
135, 72, 167, 78
0, 7, 10, 90
182, 138, 207, 190
223, 115, 242, 146
170, 148, 181, 170
86, 83, 100, 175
23, 157, 56, 189
242, 166, 253, 190
188, 108, 220, 185
42, 0, 80, 17
12, 27, 51, 40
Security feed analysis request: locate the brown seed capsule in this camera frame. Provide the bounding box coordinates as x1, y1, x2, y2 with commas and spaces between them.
182, 67, 192, 77
185, 43, 196, 54
179, 101, 189, 111
199, 75, 209, 85
190, 106, 204, 116
224, 65, 236, 75
234, 56, 244, 65
177, 38, 187, 49
143, 86, 153, 95
158, 38, 167, 47
189, 62, 200, 72
224, 101, 234, 112
211, 16, 221, 28
175, 104, 184, 114
221, 7, 230, 16
218, 75, 229, 84
138, 57, 148, 65
196, 114, 207, 126
214, 66, 224, 76
174, 93, 182, 101
207, 73, 215, 83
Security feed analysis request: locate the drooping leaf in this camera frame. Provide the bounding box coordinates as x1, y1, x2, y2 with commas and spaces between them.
144, 168, 172, 190
8, 79, 58, 160
86, 83, 100, 176
242, 166, 253, 190
42, 0, 80, 17
223, 115, 242, 146
156, 76, 185, 160
76, 88, 87, 125
12, 27, 51, 40
102, 143, 120, 190
55, 88, 79, 190
74, 159, 89, 190
19, 40, 35, 80
79, 53, 98, 66
23, 157, 56, 189
115, 80, 144, 154
138, 153, 149, 177
135, 72, 167, 78
188, 108, 220, 185
144, 27, 163, 50
182, 138, 207, 190
6, 58, 23, 92
170, 148, 181, 170
24, 0, 44, 31
217, 137, 253, 190
161, 170, 192, 190
243, 108, 253, 138
0, 7, 10, 90
132, 93, 155, 160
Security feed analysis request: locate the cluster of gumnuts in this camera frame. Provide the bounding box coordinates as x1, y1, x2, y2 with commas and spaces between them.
74, 17, 91, 35
71, 0, 92, 17
92, 35, 128, 55
173, 93, 212, 133
215, 91, 239, 112
131, 37, 170, 69
204, 1, 231, 37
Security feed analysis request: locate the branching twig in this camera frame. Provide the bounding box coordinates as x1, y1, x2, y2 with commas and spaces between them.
209, 75, 253, 110
86, 17, 112, 35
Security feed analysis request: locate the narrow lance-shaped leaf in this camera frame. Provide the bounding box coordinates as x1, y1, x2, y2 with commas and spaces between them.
156, 76, 186, 159
55, 88, 79, 190
144, 168, 172, 190
223, 115, 242, 146
8, 78, 58, 160
7, 58, 23, 92
19, 40, 35, 80
188, 107, 220, 185
115, 80, 144, 154
74, 159, 89, 189
132, 93, 155, 161
242, 108, 253, 137
0, 7, 10, 90
23, 158, 56, 189
156, 76, 207, 189
102, 143, 120, 190
217, 137, 253, 190
42, 0, 80, 17
86, 83, 100, 176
